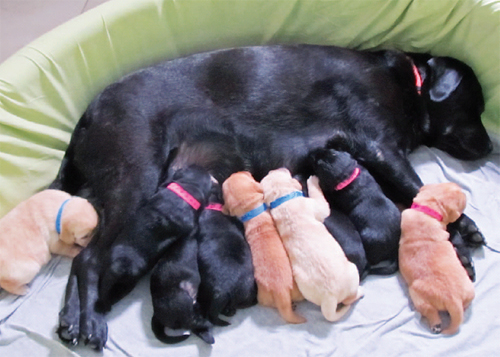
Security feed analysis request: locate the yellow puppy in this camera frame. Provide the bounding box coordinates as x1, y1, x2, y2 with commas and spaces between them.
0, 189, 98, 295
261, 168, 363, 322
399, 183, 474, 334
223, 171, 305, 324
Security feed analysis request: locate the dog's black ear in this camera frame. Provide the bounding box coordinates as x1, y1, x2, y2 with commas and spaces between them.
427, 58, 463, 102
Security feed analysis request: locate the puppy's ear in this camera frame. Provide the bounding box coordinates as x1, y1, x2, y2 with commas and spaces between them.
427, 58, 463, 102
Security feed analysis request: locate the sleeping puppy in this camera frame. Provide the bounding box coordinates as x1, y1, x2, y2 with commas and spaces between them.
150, 234, 214, 345
310, 148, 401, 270
0, 189, 97, 295
295, 174, 369, 280
196, 180, 257, 326
222, 171, 305, 324
399, 183, 474, 335
261, 168, 363, 322
94, 165, 212, 320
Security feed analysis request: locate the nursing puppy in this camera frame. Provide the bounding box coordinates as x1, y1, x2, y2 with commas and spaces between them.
196, 180, 257, 326
0, 189, 97, 295
261, 168, 363, 322
311, 148, 401, 270
399, 183, 474, 335
94, 165, 212, 319
151, 234, 214, 345
222, 171, 305, 324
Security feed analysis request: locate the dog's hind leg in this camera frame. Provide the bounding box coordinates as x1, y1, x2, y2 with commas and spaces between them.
409, 287, 442, 333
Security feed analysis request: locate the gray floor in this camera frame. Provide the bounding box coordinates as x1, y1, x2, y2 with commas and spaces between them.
0, 0, 111, 63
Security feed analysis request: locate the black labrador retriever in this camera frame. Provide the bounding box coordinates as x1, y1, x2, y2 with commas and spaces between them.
310, 147, 401, 271
51, 44, 492, 350
196, 181, 257, 326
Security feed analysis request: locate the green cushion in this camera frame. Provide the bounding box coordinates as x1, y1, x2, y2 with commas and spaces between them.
0, 0, 498, 216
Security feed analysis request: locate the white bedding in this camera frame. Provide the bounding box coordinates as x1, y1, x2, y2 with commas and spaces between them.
1, 140, 499, 357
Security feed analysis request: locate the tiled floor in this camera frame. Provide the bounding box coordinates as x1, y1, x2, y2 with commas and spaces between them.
0, 0, 111, 63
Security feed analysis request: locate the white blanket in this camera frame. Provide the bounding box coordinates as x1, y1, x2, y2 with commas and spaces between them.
1, 139, 499, 357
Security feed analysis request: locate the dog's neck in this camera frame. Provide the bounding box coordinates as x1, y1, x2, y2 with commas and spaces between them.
410, 202, 443, 222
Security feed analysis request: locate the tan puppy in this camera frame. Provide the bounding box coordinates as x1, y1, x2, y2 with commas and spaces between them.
399, 182, 474, 334
0, 189, 98, 295
222, 171, 305, 324
261, 168, 363, 322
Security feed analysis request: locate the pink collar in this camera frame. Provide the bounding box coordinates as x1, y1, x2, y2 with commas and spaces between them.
410, 202, 443, 221
166, 182, 201, 210
205, 203, 223, 211
335, 167, 360, 191
412, 64, 423, 95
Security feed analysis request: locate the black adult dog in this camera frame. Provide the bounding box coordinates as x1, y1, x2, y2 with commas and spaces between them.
311, 147, 401, 272
196, 181, 257, 326
51, 44, 492, 350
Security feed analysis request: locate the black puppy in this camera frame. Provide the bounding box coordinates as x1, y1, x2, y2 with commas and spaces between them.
196, 181, 257, 326
311, 148, 401, 270
58, 165, 212, 349
53, 44, 491, 349
150, 234, 214, 345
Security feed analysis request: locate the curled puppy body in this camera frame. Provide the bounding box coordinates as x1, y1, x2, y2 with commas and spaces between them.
311, 148, 401, 270
261, 168, 363, 322
151, 234, 214, 345
95, 165, 212, 315
399, 183, 474, 335
0, 189, 97, 295
196, 180, 257, 327
222, 171, 305, 324
295, 174, 369, 280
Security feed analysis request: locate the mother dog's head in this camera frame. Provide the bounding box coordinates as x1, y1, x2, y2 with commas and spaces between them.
415, 55, 492, 160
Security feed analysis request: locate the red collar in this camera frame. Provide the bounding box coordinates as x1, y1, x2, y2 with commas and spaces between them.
166, 182, 201, 210
335, 167, 360, 191
410, 202, 443, 221
205, 203, 223, 211
412, 64, 423, 95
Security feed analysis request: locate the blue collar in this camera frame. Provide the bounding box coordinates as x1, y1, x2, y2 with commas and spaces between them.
269, 191, 304, 209
239, 203, 268, 222
55, 198, 72, 235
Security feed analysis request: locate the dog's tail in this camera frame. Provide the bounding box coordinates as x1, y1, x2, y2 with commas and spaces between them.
442, 298, 465, 335
321, 297, 352, 322
49, 111, 91, 195
274, 288, 306, 324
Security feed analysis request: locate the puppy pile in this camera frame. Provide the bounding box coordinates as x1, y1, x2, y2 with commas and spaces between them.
0, 164, 475, 343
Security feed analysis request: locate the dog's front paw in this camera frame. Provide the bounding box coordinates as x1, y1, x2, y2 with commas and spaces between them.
57, 306, 80, 346
451, 215, 486, 248
80, 311, 108, 351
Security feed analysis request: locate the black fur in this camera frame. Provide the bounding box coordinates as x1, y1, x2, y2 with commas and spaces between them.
150, 234, 214, 345
311, 148, 401, 271
52, 44, 491, 349
196, 182, 257, 326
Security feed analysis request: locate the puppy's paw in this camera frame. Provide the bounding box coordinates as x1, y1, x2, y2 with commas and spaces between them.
431, 324, 442, 334
57, 307, 80, 346
81, 311, 108, 351
451, 215, 486, 248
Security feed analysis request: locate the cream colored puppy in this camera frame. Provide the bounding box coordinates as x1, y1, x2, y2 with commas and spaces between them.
0, 189, 98, 295
261, 168, 363, 322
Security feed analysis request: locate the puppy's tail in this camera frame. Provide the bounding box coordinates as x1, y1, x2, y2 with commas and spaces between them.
275, 288, 306, 324
442, 298, 465, 335
321, 297, 352, 322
